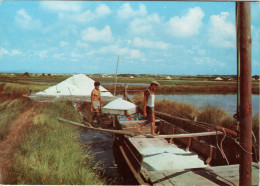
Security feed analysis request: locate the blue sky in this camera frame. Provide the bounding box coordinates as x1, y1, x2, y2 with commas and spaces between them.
0, 1, 259, 75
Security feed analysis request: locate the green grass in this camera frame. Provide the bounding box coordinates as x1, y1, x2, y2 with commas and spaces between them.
2, 83, 50, 98
9, 100, 106, 185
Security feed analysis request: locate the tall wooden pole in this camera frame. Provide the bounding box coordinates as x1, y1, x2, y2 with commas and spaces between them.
114, 55, 120, 96
235, 3, 240, 128
237, 2, 252, 186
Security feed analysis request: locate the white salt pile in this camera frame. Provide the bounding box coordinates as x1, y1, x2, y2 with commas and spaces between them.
102, 98, 136, 115
35, 74, 113, 97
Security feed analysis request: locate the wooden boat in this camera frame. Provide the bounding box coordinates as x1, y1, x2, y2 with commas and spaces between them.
112, 112, 259, 185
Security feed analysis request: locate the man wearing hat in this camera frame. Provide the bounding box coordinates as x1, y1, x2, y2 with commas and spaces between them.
138, 81, 160, 135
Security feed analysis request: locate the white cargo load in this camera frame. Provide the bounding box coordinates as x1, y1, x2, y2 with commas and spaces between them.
102, 98, 136, 115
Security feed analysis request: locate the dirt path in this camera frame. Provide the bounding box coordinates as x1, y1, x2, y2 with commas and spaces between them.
0, 106, 36, 184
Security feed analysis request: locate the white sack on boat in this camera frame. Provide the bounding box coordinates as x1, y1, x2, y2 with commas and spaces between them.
140, 146, 207, 171
35, 74, 113, 97
102, 98, 137, 115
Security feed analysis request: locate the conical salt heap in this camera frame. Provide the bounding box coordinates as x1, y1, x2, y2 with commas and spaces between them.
31, 74, 113, 101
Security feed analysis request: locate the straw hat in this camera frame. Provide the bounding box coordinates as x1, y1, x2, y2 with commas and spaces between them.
151, 81, 160, 86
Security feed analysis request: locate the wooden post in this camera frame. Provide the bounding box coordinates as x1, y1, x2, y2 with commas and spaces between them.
235, 3, 240, 131
114, 55, 120, 96
237, 2, 252, 186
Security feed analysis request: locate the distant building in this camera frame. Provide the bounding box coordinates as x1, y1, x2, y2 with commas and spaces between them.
166, 76, 172, 79
215, 77, 223, 81
130, 76, 134, 79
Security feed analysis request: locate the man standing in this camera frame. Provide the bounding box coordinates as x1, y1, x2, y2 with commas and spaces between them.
89, 81, 102, 127
138, 81, 160, 135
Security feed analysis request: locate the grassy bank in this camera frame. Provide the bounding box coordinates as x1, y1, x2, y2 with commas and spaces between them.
0, 99, 106, 185
1, 83, 49, 98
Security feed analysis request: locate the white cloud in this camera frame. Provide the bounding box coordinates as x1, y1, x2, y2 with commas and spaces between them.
76, 41, 89, 48
71, 51, 83, 58
130, 14, 160, 35
40, 1, 82, 12
130, 49, 144, 59
62, 10, 95, 23
167, 7, 204, 37
60, 41, 69, 47
15, 9, 42, 30
208, 12, 235, 48
99, 45, 129, 55
117, 3, 147, 19
133, 38, 169, 50
81, 25, 113, 43
0, 47, 8, 57
10, 49, 22, 56
53, 53, 65, 60
58, 4, 111, 23
95, 4, 111, 17
37, 50, 48, 58
185, 49, 194, 55
98, 43, 145, 60
0, 48, 23, 57
193, 56, 225, 67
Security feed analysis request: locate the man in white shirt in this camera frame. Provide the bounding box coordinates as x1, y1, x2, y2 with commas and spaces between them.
138, 81, 160, 135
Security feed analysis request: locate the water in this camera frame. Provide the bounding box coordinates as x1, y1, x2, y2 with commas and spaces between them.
127, 94, 259, 115
79, 129, 123, 184
101, 82, 149, 86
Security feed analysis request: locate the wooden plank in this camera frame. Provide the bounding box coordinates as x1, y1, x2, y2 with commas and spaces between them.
147, 164, 259, 186
120, 119, 160, 125
129, 137, 175, 152
58, 117, 139, 136
149, 131, 223, 139
149, 172, 166, 183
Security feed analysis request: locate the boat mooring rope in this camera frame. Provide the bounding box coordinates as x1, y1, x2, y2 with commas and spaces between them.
234, 138, 253, 155
216, 129, 229, 165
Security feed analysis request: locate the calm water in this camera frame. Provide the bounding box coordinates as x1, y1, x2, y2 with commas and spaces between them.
128, 94, 259, 115
102, 82, 149, 86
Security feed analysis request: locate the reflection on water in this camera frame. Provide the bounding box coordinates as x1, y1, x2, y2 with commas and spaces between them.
126, 94, 259, 115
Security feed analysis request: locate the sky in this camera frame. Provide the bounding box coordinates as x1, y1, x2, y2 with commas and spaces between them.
0, 1, 259, 75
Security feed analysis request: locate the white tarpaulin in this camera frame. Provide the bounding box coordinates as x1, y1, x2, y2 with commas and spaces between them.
140, 146, 207, 171
102, 98, 137, 115
35, 74, 113, 97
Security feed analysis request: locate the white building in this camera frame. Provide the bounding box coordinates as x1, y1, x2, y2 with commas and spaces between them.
215, 77, 223, 81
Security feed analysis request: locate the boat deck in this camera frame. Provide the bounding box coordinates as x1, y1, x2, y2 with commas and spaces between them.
128, 136, 259, 186
145, 163, 259, 186
115, 116, 259, 185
